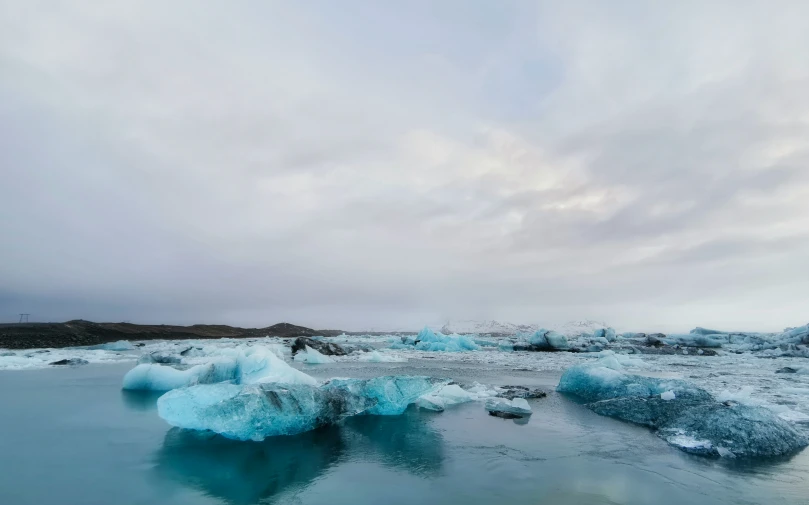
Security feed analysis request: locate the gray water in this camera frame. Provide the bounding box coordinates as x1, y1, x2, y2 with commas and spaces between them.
1, 361, 807, 505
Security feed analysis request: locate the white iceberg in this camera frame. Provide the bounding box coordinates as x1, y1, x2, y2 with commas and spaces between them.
122, 346, 316, 391
293, 345, 335, 364
416, 383, 498, 412
485, 397, 532, 418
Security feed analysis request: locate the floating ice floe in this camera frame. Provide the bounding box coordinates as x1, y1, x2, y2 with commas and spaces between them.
357, 350, 407, 363
416, 383, 498, 412
293, 345, 334, 364
485, 398, 532, 419
157, 376, 448, 441
122, 346, 316, 391
557, 355, 808, 458
0, 347, 134, 370
389, 327, 480, 352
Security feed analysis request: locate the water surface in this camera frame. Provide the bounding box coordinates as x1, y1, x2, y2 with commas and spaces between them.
0, 362, 807, 504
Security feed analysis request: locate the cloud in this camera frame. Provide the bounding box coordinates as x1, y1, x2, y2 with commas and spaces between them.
1, 1, 808, 331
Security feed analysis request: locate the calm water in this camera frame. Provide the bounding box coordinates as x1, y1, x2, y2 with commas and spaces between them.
1, 362, 808, 505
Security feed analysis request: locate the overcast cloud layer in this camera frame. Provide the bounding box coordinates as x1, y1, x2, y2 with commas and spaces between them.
1, 1, 808, 331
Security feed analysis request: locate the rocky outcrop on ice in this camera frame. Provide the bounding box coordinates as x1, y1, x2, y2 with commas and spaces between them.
291, 337, 347, 356
49, 358, 89, 366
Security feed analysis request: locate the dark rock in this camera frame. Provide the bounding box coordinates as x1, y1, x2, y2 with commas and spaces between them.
776, 367, 799, 374
488, 411, 524, 420
49, 358, 89, 366
645, 335, 665, 347
179, 347, 194, 356
143, 353, 182, 365
497, 386, 547, 400
291, 337, 347, 356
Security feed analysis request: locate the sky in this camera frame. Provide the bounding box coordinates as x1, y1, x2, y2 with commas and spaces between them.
1, 1, 808, 332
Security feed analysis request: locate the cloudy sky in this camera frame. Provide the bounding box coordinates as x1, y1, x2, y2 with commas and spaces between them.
1, 1, 808, 331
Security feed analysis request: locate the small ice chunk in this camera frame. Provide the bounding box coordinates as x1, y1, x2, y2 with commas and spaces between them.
293, 345, 335, 364
416, 384, 480, 411
661, 390, 675, 401
485, 397, 532, 418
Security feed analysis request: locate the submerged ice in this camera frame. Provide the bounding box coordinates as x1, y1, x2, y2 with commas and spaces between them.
157, 376, 448, 441
557, 356, 808, 458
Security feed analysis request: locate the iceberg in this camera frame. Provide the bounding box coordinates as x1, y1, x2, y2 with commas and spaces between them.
557, 358, 807, 458
122, 362, 239, 391
416, 383, 498, 412
485, 398, 532, 419
157, 376, 448, 441
658, 403, 807, 458
238, 348, 317, 386
394, 327, 480, 352
122, 346, 316, 391
324, 376, 448, 415
557, 360, 707, 404
293, 345, 335, 364
592, 328, 617, 342
158, 383, 370, 441
527, 330, 569, 351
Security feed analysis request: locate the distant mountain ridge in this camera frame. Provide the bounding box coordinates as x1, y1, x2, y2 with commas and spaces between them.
0, 320, 337, 349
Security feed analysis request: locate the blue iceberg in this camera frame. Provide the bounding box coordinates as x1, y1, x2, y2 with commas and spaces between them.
122, 347, 317, 391
392, 327, 480, 352
157, 376, 448, 441
557, 358, 807, 458
122, 361, 240, 391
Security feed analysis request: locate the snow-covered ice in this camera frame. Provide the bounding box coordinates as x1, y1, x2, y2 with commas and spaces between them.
293, 345, 334, 364
123, 345, 316, 390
